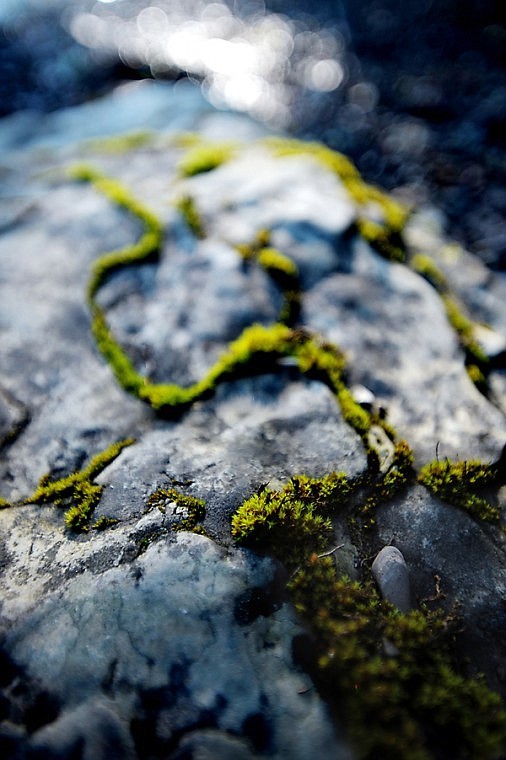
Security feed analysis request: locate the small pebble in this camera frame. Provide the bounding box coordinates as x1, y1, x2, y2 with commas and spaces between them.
371, 546, 412, 613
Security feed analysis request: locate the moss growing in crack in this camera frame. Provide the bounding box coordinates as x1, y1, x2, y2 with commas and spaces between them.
265, 136, 409, 261
255, 246, 301, 325
360, 440, 415, 528
236, 232, 302, 325
411, 253, 490, 386
86, 130, 154, 154
418, 458, 500, 523
69, 164, 164, 301
147, 487, 206, 533
336, 384, 372, 435
410, 253, 447, 293
177, 140, 237, 177
231, 487, 333, 571
288, 554, 506, 760
26, 439, 134, 532
235, 229, 272, 261
442, 295, 489, 366
92, 515, 119, 531
175, 194, 205, 239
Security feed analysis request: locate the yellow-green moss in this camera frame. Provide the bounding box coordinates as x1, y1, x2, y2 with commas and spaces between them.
265, 136, 409, 261
86, 130, 154, 154
177, 140, 237, 177
411, 253, 490, 391
232, 489, 332, 570
69, 164, 164, 302
411, 253, 448, 293
360, 440, 415, 527
25, 439, 134, 531
442, 295, 489, 365
146, 486, 206, 533
92, 515, 119, 530
175, 194, 206, 239
418, 458, 500, 523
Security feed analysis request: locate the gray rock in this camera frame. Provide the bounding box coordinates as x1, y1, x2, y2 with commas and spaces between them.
371, 546, 412, 613
3, 533, 346, 760
29, 699, 136, 760
1, 79, 506, 758
305, 239, 506, 464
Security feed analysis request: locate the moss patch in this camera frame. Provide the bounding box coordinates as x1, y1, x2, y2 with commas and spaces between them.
177, 139, 237, 177
175, 194, 206, 239
411, 253, 490, 390
86, 130, 155, 154
265, 136, 409, 262
146, 486, 206, 534
25, 439, 135, 531
418, 458, 501, 523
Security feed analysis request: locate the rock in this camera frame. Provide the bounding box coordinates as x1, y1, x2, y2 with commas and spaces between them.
1, 79, 506, 758
28, 699, 136, 760
305, 239, 506, 464
2, 533, 345, 760
371, 546, 412, 613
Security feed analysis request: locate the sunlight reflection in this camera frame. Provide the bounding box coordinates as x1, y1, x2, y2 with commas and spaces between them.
67, 0, 348, 127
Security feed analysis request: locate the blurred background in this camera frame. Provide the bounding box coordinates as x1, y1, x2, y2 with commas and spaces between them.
0, 0, 504, 269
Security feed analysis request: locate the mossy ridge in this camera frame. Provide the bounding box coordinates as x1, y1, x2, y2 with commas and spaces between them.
410, 253, 490, 392
175, 194, 206, 239
69, 164, 164, 302
85, 130, 155, 154
231, 470, 357, 571
146, 486, 207, 534
236, 230, 301, 326
264, 136, 409, 262
176, 138, 237, 177
71, 161, 395, 450
25, 439, 135, 531
418, 458, 501, 523
288, 554, 506, 760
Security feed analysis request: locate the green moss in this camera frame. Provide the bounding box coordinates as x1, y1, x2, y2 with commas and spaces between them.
146, 486, 206, 533
418, 458, 500, 523
442, 295, 489, 366
177, 140, 237, 177
0, 496, 10, 508
411, 253, 448, 293
86, 130, 154, 154
360, 440, 415, 527
231, 487, 333, 571
175, 194, 206, 239
26, 439, 134, 532
257, 247, 298, 277
92, 515, 119, 530
288, 555, 506, 760
265, 136, 409, 261
235, 229, 271, 261
69, 164, 163, 301
411, 253, 490, 388
337, 384, 372, 435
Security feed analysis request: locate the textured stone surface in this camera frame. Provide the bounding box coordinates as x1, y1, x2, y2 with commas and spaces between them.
1, 79, 506, 757
3, 533, 343, 759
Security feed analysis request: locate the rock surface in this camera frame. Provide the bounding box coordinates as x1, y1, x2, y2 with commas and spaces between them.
0, 80, 506, 758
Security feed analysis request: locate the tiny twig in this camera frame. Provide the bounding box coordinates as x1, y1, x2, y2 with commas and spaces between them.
318, 543, 345, 558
